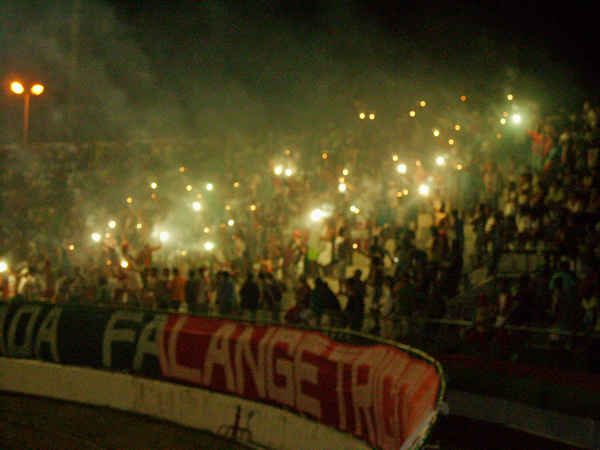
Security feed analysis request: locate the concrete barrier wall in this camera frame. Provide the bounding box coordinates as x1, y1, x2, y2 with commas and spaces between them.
0, 301, 445, 450
0, 357, 372, 450
447, 389, 600, 449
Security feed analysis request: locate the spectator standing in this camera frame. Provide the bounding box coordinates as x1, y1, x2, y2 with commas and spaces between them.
168, 268, 186, 311
184, 269, 201, 313
216, 271, 236, 315
310, 278, 341, 326
285, 275, 312, 324
469, 204, 488, 268
392, 271, 416, 340
239, 272, 260, 319
143, 267, 159, 309
333, 227, 352, 295
346, 269, 367, 332
197, 267, 210, 312
379, 276, 395, 340
155, 268, 171, 310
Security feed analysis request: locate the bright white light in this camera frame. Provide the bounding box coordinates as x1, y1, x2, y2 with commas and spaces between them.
338, 183, 347, 193
369, 113, 375, 120
193, 202, 201, 211
311, 209, 324, 221
512, 114, 521, 124
436, 156, 445, 165
108, 221, 116, 228
206, 183, 213, 191
120, 260, 128, 268
274, 166, 283, 175
500, 118, 507, 124
10, 82, 24, 94
228, 219, 235, 226
31, 84, 44, 96
204, 242, 215, 251
419, 184, 430, 195
359, 112, 366, 119
397, 164, 407, 174
343, 169, 349, 176
0, 262, 7, 272
159, 232, 169, 242
285, 169, 292, 176
350, 205, 356, 212
151, 182, 157, 189
433, 130, 440, 137
92, 233, 101, 242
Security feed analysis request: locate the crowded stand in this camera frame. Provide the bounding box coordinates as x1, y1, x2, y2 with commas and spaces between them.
1, 99, 600, 378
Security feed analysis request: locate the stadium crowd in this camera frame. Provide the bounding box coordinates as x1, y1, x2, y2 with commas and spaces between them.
1, 101, 600, 375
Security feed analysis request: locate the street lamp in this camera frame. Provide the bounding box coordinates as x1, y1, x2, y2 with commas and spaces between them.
10, 82, 44, 147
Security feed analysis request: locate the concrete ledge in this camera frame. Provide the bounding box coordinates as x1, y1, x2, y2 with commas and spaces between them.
447, 389, 599, 449
0, 357, 372, 450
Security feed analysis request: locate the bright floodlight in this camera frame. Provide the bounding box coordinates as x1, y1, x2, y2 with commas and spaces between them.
151, 182, 157, 189
204, 242, 215, 251
108, 221, 116, 228
228, 219, 235, 226
338, 183, 347, 193
193, 202, 201, 211
419, 184, 430, 195
436, 156, 445, 166
120, 261, 128, 268
31, 84, 44, 95
350, 205, 356, 212
311, 209, 323, 221
159, 232, 169, 242
285, 169, 292, 176
206, 183, 213, 191
512, 114, 521, 124
10, 82, 24, 94
0, 262, 7, 272
343, 169, 349, 176
92, 233, 101, 242
274, 166, 283, 175
433, 130, 440, 137
397, 164, 407, 174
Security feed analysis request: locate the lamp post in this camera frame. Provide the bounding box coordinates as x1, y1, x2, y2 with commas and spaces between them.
10, 82, 44, 147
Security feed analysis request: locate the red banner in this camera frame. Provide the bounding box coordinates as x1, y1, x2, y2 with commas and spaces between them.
158, 315, 442, 449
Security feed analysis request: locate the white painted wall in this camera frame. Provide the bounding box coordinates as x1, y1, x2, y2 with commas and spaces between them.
0, 357, 373, 450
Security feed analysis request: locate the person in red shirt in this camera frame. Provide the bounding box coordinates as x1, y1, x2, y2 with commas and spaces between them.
168, 268, 186, 311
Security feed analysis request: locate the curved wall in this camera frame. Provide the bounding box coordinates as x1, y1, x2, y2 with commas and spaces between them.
0, 301, 444, 450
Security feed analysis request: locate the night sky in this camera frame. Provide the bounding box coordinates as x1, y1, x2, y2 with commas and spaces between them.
1, 0, 599, 142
